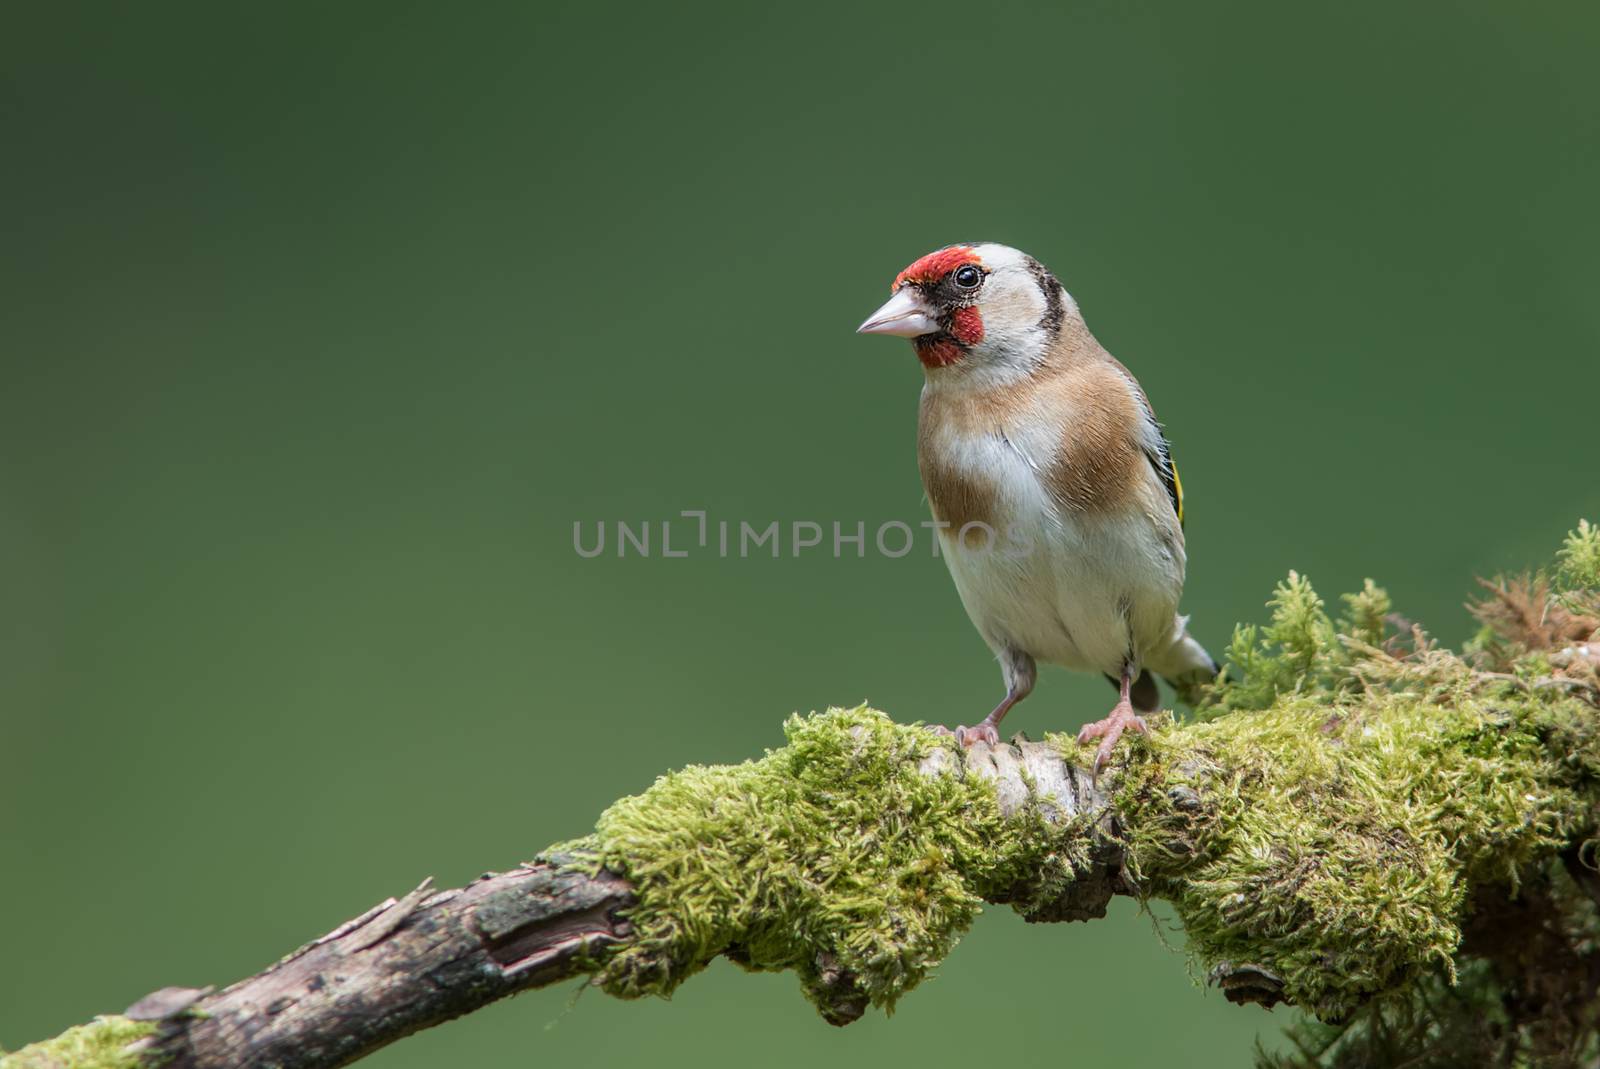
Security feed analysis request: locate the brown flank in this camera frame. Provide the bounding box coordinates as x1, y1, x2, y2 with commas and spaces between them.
917, 412, 999, 542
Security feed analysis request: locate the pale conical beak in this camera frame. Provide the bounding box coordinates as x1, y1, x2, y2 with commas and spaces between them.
856, 287, 941, 337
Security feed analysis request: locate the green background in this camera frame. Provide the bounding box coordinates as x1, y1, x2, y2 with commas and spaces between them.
3, 2, 1595, 1065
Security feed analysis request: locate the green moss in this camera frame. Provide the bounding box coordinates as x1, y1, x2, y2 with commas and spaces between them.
1205, 571, 1353, 715
1557, 519, 1600, 592
560, 521, 1597, 1044
0, 1017, 159, 1069
565, 705, 1090, 1019
1257, 959, 1527, 1069
1113, 688, 1593, 1020
1098, 527, 1600, 1025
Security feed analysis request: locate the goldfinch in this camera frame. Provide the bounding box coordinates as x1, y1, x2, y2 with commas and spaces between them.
857, 243, 1218, 771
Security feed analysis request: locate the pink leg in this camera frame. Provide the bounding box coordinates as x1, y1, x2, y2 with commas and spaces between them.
934, 650, 1036, 748
933, 690, 1020, 747
1076, 663, 1148, 776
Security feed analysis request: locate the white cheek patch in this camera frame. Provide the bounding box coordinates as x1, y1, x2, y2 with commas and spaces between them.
962, 273, 1049, 381
983, 281, 1047, 342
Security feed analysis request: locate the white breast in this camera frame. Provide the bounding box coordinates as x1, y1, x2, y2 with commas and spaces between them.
928, 413, 1185, 678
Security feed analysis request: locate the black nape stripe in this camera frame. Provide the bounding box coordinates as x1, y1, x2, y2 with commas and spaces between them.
1024, 255, 1065, 335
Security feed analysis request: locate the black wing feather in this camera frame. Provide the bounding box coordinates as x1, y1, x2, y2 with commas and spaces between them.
1146, 430, 1184, 528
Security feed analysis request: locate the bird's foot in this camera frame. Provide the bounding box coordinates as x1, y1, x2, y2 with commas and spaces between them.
1076, 700, 1147, 778
931, 719, 1001, 747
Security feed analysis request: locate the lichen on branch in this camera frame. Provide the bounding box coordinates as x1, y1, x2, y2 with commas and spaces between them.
0, 1017, 157, 1069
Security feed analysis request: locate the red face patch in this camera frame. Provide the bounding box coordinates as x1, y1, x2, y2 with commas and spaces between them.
914, 336, 965, 369
894, 246, 982, 289
950, 305, 984, 346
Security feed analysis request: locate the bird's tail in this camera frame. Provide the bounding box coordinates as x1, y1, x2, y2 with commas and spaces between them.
1147, 614, 1223, 708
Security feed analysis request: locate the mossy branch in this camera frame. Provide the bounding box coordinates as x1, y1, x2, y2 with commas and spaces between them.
0, 731, 1115, 1069
6, 523, 1598, 1069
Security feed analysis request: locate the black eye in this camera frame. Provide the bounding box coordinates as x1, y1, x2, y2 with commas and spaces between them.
953, 265, 982, 289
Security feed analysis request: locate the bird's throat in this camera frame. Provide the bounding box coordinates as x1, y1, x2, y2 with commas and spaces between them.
914, 335, 966, 369
914, 308, 983, 369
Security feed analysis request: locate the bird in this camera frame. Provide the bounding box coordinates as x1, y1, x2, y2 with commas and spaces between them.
856, 242, 1219, 773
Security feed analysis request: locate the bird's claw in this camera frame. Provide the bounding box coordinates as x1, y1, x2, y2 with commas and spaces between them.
1076, 702, 1147, 778
932, 721, 1001, 747
958, 721, 1001, 747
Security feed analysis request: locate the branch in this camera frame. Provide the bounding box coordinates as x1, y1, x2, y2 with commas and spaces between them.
1, 734, 1115, 1069
7, 521, 1599, 1069
8, 685, 1594, 1069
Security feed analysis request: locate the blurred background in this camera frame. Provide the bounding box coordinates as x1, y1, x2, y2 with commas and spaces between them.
3, 2, 1596, 1065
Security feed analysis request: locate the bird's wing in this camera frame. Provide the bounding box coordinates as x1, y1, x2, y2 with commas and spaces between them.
1146, 427, 1183, 528
1104, 356, 1184, 528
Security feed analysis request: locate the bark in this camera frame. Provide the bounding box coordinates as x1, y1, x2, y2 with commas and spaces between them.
126, 863, 634, 1069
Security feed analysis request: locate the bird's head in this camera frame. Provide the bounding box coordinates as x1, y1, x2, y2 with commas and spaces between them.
856, 242, 1072, 374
